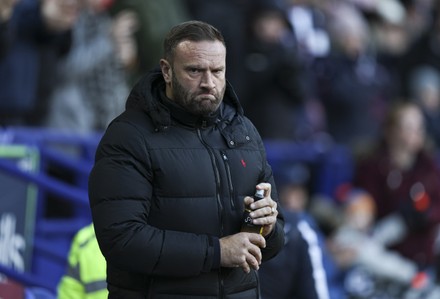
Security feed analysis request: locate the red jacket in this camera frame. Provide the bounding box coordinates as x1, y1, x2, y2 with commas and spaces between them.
354, 143, 440, 267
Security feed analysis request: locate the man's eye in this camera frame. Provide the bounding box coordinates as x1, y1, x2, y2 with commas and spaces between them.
189, 68, 200, 73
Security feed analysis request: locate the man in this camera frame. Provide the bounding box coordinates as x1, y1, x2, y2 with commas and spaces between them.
88, 20, 284, 298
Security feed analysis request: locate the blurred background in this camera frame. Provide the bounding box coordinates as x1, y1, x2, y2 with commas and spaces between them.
2, 0, 440, 298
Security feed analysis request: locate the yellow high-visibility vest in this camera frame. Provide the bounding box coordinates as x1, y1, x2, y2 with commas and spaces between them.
57, 223, 107, 299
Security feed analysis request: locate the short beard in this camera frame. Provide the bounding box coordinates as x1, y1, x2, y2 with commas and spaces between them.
171, 70, 225, 116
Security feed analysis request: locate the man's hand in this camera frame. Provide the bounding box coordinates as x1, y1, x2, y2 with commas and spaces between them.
219, 232, 266, 273
244, 182, 278, 237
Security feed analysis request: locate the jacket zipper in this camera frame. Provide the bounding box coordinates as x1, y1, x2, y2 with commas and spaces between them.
221, 151, 235, 209
197, 128, 225, 297
196, 129, 224, 232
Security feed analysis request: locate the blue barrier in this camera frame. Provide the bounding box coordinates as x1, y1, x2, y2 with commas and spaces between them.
0, 127, 101, 293
0, 263, 53, 291
0, 158, 89, 207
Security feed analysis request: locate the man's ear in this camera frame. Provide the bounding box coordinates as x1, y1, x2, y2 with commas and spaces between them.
160, 59, 172, 83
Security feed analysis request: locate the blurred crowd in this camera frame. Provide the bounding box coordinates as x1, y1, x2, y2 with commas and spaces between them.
2, 0, 440, 145
3, 0, 440, 298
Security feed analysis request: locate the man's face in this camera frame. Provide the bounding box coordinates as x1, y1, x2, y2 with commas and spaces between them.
161, 40, 227, 116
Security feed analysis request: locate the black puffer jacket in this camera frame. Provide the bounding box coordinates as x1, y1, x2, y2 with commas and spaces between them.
88, 69, 284, 298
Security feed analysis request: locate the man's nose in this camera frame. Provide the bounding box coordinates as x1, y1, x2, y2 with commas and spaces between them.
200, 72, 215, 89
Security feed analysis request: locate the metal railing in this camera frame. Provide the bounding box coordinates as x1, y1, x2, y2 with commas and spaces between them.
0, 127, 101, 293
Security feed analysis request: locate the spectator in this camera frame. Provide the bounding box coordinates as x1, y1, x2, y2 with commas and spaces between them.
399, 4, 440, 98
284, 0, 331, 60
259, 175, 345, 299
258, 211, 327, 299
328, 188, 419, 298
44, 0, 134, 132
369, 0, 411, 100
109, 0, 191, 85
241, 2, 313, 141
353, 102, 440, 270
313, 2, 394, 151
409, 65, 440, 150
0, 0, 77, 126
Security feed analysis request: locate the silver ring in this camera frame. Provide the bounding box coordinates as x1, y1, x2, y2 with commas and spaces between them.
271, 206, 276, 214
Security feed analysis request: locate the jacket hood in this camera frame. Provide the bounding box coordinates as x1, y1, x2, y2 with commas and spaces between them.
125, 68, 244, 131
